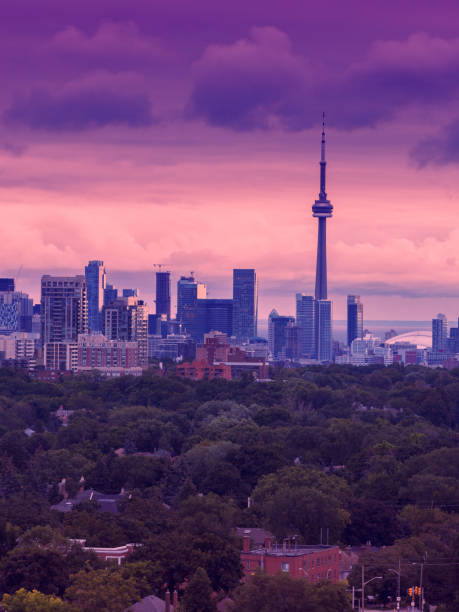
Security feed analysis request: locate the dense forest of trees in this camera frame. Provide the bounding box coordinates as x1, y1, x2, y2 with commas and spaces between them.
0, 363, 458, 610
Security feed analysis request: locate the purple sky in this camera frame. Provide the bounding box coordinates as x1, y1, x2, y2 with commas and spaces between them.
2, 0, 459, 321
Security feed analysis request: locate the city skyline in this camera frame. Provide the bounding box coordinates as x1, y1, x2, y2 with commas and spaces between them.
2, 1, 459, 320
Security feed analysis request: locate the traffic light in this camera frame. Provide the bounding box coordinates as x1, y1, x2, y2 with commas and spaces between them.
415, 586, 420, 596
408, 587, 413, 597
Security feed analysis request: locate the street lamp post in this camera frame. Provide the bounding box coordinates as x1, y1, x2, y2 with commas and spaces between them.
361, 565, 383, 612
388, 559, 402, 610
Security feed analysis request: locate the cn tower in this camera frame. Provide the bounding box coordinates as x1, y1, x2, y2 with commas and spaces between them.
311, 114, 333, 362
312, 114, 333, 300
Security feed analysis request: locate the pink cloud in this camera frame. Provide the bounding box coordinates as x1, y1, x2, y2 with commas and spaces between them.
46, 21, 168, 68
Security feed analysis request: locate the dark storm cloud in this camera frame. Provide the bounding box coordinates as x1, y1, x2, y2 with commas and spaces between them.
187, 27, 316, 131
411, 118, 459, 166
187, 30, 459, 132
3, 72, 155, 131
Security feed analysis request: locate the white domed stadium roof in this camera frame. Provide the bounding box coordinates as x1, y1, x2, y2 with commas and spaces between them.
385, 330, 432, 349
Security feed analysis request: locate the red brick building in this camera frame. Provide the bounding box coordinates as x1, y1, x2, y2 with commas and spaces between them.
176, 359, 231, 380
178, 333, 270, 381
239, 530, 340, 583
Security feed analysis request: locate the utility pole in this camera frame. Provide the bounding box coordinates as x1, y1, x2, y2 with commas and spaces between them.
419, 556, 425, 612
362, 564, 365, 612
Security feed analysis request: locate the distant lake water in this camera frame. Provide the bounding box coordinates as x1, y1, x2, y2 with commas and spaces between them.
332, 320, 432, 343
257, 319, 432, 343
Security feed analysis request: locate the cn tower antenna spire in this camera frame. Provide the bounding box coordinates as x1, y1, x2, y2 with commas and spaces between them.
319, 111, 327, 199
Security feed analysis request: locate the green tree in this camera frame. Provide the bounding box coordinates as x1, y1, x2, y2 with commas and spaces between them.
0, 546, 69, 595
252, 467, 350, 541
1, 588, 71, 611
229, 572, 351, 612
120, 560, 164, 598
181, 567, 216, 612
64, 567, 140, 612
343, 498, 403, 546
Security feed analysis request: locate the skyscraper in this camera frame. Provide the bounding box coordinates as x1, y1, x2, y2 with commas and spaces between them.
347, 295, 363, 347
296, 293, 315, 358
268, 309, 294, 359
0, 279, 15, 292
432, 313, 448, 353
311, 116, 333, 362
155, 271, 171, 320
122, 288, 138, 298
284, 322, 301, 360
193, 298, 233, 342
448, 318, 459, 353
314, 299, 332, 362
177, 275, 207, 332
232, 269, 258, 341
85, 260, 106, 333
41, 275, 88, 344
104, 283, 118, 306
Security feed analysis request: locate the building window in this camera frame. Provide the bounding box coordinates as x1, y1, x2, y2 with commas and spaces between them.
281, 562, 290, 573
246, 560, 250, 570
317, 558, 320, 567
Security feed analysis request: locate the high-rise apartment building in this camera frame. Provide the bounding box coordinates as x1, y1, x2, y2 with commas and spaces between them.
0, 290, 33, 335
347, 295, 363, 347
41, 275, 88, 345
432, 313, 448, 353
85, 260, 106, 333
102, 296, 148, 366
296, 293, 315, 358
0, 332, 37, 363
232, 269, 258, 341
155, 271, 171, 320
77, 334, 141, 376
177, 275, 206, 332
193, 298, 233, 342
44, 342, 78, 371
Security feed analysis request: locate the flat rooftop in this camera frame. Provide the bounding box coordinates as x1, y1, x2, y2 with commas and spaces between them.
247, 544, 337, 557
